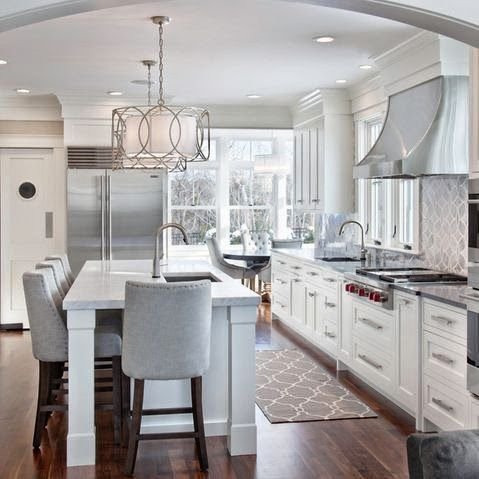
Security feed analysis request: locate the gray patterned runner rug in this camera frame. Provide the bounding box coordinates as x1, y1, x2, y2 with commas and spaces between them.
256, 349, 377, 423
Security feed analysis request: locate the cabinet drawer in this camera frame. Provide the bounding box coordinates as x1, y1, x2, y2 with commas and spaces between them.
272, 257, 288, 270
423, 331, 466, 389
271, 271, 290, 298
423, 374, 468, 430
321, 272, 339, 291
423, 300, 466, 343
352, 303, 394, 352
352, 337, 394, 392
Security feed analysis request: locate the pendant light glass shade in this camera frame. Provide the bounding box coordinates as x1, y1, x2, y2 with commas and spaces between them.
112, 17, 210, 171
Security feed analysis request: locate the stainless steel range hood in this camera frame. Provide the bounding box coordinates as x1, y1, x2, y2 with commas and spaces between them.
354, 76, 468, 179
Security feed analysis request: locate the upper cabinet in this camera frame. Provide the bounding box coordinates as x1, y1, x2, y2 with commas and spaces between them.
470, 48, 479, 175
292, 90, 354, 213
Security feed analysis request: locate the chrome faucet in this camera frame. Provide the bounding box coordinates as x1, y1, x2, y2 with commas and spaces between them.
153, 223, 189, 278
338, 220, 367, 262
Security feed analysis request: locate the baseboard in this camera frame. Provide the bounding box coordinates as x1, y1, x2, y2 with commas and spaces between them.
140, 417, 227, 437
0, 323, 24, 331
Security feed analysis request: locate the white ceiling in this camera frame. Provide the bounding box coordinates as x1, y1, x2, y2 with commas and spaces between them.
0, 0, 418, 106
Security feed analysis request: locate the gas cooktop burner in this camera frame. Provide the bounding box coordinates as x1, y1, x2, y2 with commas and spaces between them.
355, 267, 467, 284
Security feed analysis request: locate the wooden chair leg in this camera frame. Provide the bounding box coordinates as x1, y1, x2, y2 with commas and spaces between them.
124, 379, 144, 476
121, 372, 131, 447
112, 356, 122, 445
191, 377, 208, 471
33, 361, 51, 448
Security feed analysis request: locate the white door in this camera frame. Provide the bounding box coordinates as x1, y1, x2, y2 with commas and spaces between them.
1, 149, 58, 328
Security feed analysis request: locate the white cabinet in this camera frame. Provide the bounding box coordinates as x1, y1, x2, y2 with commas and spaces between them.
290, 275, 306, 327
338, 279, 353, 363
470, 48, 479, 175
469, 396, 479, 428
395, 293, 419, 413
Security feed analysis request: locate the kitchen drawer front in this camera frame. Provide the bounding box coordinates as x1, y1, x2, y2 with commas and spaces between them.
423, 374, 468, 430
320, 320, 338, 357
423, 300, 466, 343
272, 293, 289, 318
303, 266, 322, 284
352, 303, 394, 352
351, 337, 394, 393
322, 290, 339, 324
271, 270, 291, 298
423, 331, 467, 389
272, 256, 289, 270
320, 271, 340, 292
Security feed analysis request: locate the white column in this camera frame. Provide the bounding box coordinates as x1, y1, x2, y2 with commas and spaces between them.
227, 305, 257, 456
67, 309, 96, 466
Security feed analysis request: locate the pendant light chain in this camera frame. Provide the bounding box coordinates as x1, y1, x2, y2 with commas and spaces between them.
147, 62, 152, 106
158, 22, 165, 105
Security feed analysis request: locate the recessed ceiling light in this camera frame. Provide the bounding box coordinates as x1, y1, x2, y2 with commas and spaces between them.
313, 35, 335, 43
246, 94, 262, 99
15, 88, 30, 94
359, 64, 373, 70
335, 79, 347, 84
108, 91, 123, 96
0, 59, 7, 65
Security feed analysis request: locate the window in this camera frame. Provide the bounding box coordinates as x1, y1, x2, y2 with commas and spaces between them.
391, 178, 419, 251
168, 129, 296, 250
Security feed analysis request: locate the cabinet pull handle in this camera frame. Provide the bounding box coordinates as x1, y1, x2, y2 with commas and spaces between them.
312, 198, 320, 202
308, 292, 316, 298
392, 225, 397, 239
297, 200, 304, 204
431, 352, 455, 365
278, 260, 286, 265
358, 317, 383, 330
276, 301, 286, 309
323, 277, 336, 283
292, 266, 302, 270
325, 331, 336, 339
358, 354, 383, 370
325, 301, 336, 308
431, 397, 454, 413
306, 271, 319, 276
292, 278, 302, 283
431, 315, 455, 327
276, 278, 287, 285
400, 298, 412, 306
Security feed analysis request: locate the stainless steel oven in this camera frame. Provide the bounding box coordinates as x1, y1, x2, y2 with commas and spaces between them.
469, 179, 479, 288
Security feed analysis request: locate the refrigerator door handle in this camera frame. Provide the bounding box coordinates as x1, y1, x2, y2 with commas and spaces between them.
100, 176, 105, 260
107, 174, 112, 260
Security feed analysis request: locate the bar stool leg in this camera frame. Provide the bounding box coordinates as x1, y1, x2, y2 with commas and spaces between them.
124, 379, 144, 476
191, 376, 208, 471
112, 356, 122, 445
33, 361, 51, 448
121, 372, 131, 447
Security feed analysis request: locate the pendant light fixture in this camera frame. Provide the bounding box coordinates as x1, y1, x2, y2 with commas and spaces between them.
112, 16, 210, 171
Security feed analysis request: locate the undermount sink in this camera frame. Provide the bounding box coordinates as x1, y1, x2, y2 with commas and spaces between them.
318, 256, 361, 262
163, 273, 221, 283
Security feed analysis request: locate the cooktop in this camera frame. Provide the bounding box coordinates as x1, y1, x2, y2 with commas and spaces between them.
356, 267, 467, 284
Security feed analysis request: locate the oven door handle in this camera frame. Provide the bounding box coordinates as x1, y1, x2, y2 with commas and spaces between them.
469, 199, 479, 204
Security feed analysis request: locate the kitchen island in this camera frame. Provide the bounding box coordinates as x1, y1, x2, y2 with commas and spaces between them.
63, 259, 260, 467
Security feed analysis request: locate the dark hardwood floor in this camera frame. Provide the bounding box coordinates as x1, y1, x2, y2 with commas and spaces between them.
0, 304, 415, 478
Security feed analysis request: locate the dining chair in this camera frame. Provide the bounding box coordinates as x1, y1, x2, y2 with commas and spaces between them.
241, 231, 271, 254
122, 280, 212, 475
23, 269, 124, 447
205, 237, 257, 285
45, 254, 75, 286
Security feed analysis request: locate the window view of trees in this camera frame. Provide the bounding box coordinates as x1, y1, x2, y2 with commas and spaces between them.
168, 129, 314, 247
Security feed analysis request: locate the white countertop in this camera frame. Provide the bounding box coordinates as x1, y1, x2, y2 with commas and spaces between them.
63, 259, 260, 310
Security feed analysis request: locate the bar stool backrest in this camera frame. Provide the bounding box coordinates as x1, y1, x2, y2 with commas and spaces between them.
23, 270, 68, 362
35, 260, 69, 298
45, 254, 75, 285
122, 280, 212, 381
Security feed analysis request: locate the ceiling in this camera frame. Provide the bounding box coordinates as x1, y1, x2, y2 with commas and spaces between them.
0, 0, 419, 106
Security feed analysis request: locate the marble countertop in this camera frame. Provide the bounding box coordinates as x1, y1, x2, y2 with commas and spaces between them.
63, 259, 260, 310
272, 248, 468, 309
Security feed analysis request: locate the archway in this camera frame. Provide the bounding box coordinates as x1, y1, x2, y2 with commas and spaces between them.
0, 0, 478, 47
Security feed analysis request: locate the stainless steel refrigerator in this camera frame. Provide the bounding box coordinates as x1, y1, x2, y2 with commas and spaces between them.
67, 168, 167, 275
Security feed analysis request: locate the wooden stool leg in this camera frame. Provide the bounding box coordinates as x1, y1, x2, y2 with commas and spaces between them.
112, 356, 122, 445
191, 377, 208, 471
33, 361, 51, 448
122, 372, 131, 447
124, 379, 144, 476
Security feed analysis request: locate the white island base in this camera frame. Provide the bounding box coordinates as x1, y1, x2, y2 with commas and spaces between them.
64, 260, 260, 467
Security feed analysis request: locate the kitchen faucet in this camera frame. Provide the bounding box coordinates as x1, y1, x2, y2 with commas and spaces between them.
153, 223, 189, 278
338, 220, 367, 262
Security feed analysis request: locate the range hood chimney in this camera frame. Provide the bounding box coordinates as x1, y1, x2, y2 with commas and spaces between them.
354, 76, 468, 179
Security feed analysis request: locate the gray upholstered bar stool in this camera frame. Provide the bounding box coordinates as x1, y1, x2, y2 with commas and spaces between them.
45, 254, 75, 286
122, 280, 212, 475
35, 259, 70, 297
23, 269, 124, 447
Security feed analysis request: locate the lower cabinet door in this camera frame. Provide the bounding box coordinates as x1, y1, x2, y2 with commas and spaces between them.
320, 320, 338, 357
290, 276, 306, 327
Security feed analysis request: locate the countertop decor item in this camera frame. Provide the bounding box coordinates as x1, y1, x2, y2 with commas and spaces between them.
112, 16, 210, 172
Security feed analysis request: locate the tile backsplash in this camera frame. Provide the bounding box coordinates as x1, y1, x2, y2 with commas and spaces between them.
314, 175, 468, 275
